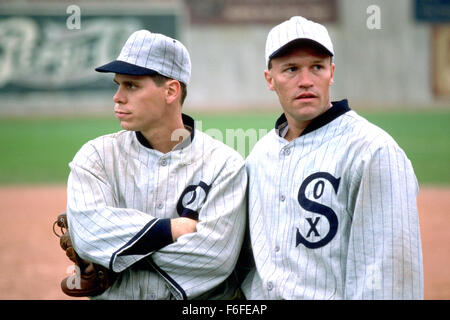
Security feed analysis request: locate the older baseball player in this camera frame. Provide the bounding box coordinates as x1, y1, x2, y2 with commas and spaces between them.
240, 16, 423, 299
61, 30, 247, 299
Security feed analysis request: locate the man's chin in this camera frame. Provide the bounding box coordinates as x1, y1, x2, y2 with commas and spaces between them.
291, 106, 322, 121
290, 100, 330, 119
118, 120, 136, 131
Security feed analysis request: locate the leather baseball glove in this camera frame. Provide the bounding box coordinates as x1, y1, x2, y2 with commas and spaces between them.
53, 212, 117, 297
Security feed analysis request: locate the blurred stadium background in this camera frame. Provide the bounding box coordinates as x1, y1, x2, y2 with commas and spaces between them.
1, 0, 449, 115
0, 0, 449, 300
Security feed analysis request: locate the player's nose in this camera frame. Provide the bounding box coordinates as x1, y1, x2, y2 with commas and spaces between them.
113, 87, 126, 104
298, 69, 314, 88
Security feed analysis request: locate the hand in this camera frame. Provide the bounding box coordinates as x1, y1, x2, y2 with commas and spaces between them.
60, 232, 77, 263
170, 217, 198, 241
54, 213, 116, 297
60, 232, 92, 272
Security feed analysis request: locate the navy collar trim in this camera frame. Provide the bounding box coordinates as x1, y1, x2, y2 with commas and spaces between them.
275, 99, 351, 138
135, 113, 196, 149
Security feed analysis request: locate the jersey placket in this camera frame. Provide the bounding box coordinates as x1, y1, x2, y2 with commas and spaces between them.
268, 141, 293, 299
154, 154, 171, 217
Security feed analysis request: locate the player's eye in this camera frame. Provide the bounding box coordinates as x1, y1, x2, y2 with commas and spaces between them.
312, 64, 323, 71
124, 82, 137, 89
285, 66, 297, 73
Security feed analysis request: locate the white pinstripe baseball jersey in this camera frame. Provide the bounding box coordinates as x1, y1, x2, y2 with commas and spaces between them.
241, 99, 423, 300
66, 114, 247, 300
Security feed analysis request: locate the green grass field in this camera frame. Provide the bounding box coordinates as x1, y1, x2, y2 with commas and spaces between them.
0, 109, 449, 185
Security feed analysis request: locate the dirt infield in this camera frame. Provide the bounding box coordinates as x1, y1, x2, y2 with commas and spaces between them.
0, 185, 448, 300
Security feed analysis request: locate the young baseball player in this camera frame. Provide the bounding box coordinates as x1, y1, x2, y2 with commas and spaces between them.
60, 30, 247, 299
240, 16, 423, 299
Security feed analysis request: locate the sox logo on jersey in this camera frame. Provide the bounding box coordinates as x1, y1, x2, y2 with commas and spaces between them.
296, 172, 341, 249
177, 181, 212, 220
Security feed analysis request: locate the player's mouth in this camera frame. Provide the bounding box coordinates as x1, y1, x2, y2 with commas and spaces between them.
295, 92, 318, 101
114, 110, 132, 119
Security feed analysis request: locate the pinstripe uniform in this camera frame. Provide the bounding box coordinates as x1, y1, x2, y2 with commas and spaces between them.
66, 114, 247, 299
241, 99, 423, 299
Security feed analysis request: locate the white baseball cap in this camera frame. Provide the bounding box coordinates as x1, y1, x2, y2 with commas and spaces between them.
96, 30, 191, 85
265, 16, 334, 67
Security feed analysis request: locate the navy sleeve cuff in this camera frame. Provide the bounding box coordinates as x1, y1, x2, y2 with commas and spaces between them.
117, 218, 173, 257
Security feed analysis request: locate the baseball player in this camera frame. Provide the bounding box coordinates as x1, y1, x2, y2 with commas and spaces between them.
60, 30, 247, 299
240, 16, 423, 299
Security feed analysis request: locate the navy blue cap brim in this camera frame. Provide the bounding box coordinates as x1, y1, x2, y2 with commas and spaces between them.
269, 38, 333, 66
95, 60, 158, 76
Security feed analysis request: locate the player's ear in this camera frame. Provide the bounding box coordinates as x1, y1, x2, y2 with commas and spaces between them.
165, 79, 181, 105
329, 62, 335, 86
264, 70, 275, 91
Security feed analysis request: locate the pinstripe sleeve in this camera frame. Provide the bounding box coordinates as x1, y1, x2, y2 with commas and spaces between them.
345, 142, 423, 299
67, 141, 173, 272
150, 157, 247, 299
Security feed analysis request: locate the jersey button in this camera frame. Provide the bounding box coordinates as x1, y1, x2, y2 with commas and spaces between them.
280, 195, 286, 202
160, 159, 168, 166
274, 246, 280, 252
267, 282, 274, 291
157, 202, 163, 209
284, 148, 291, 155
